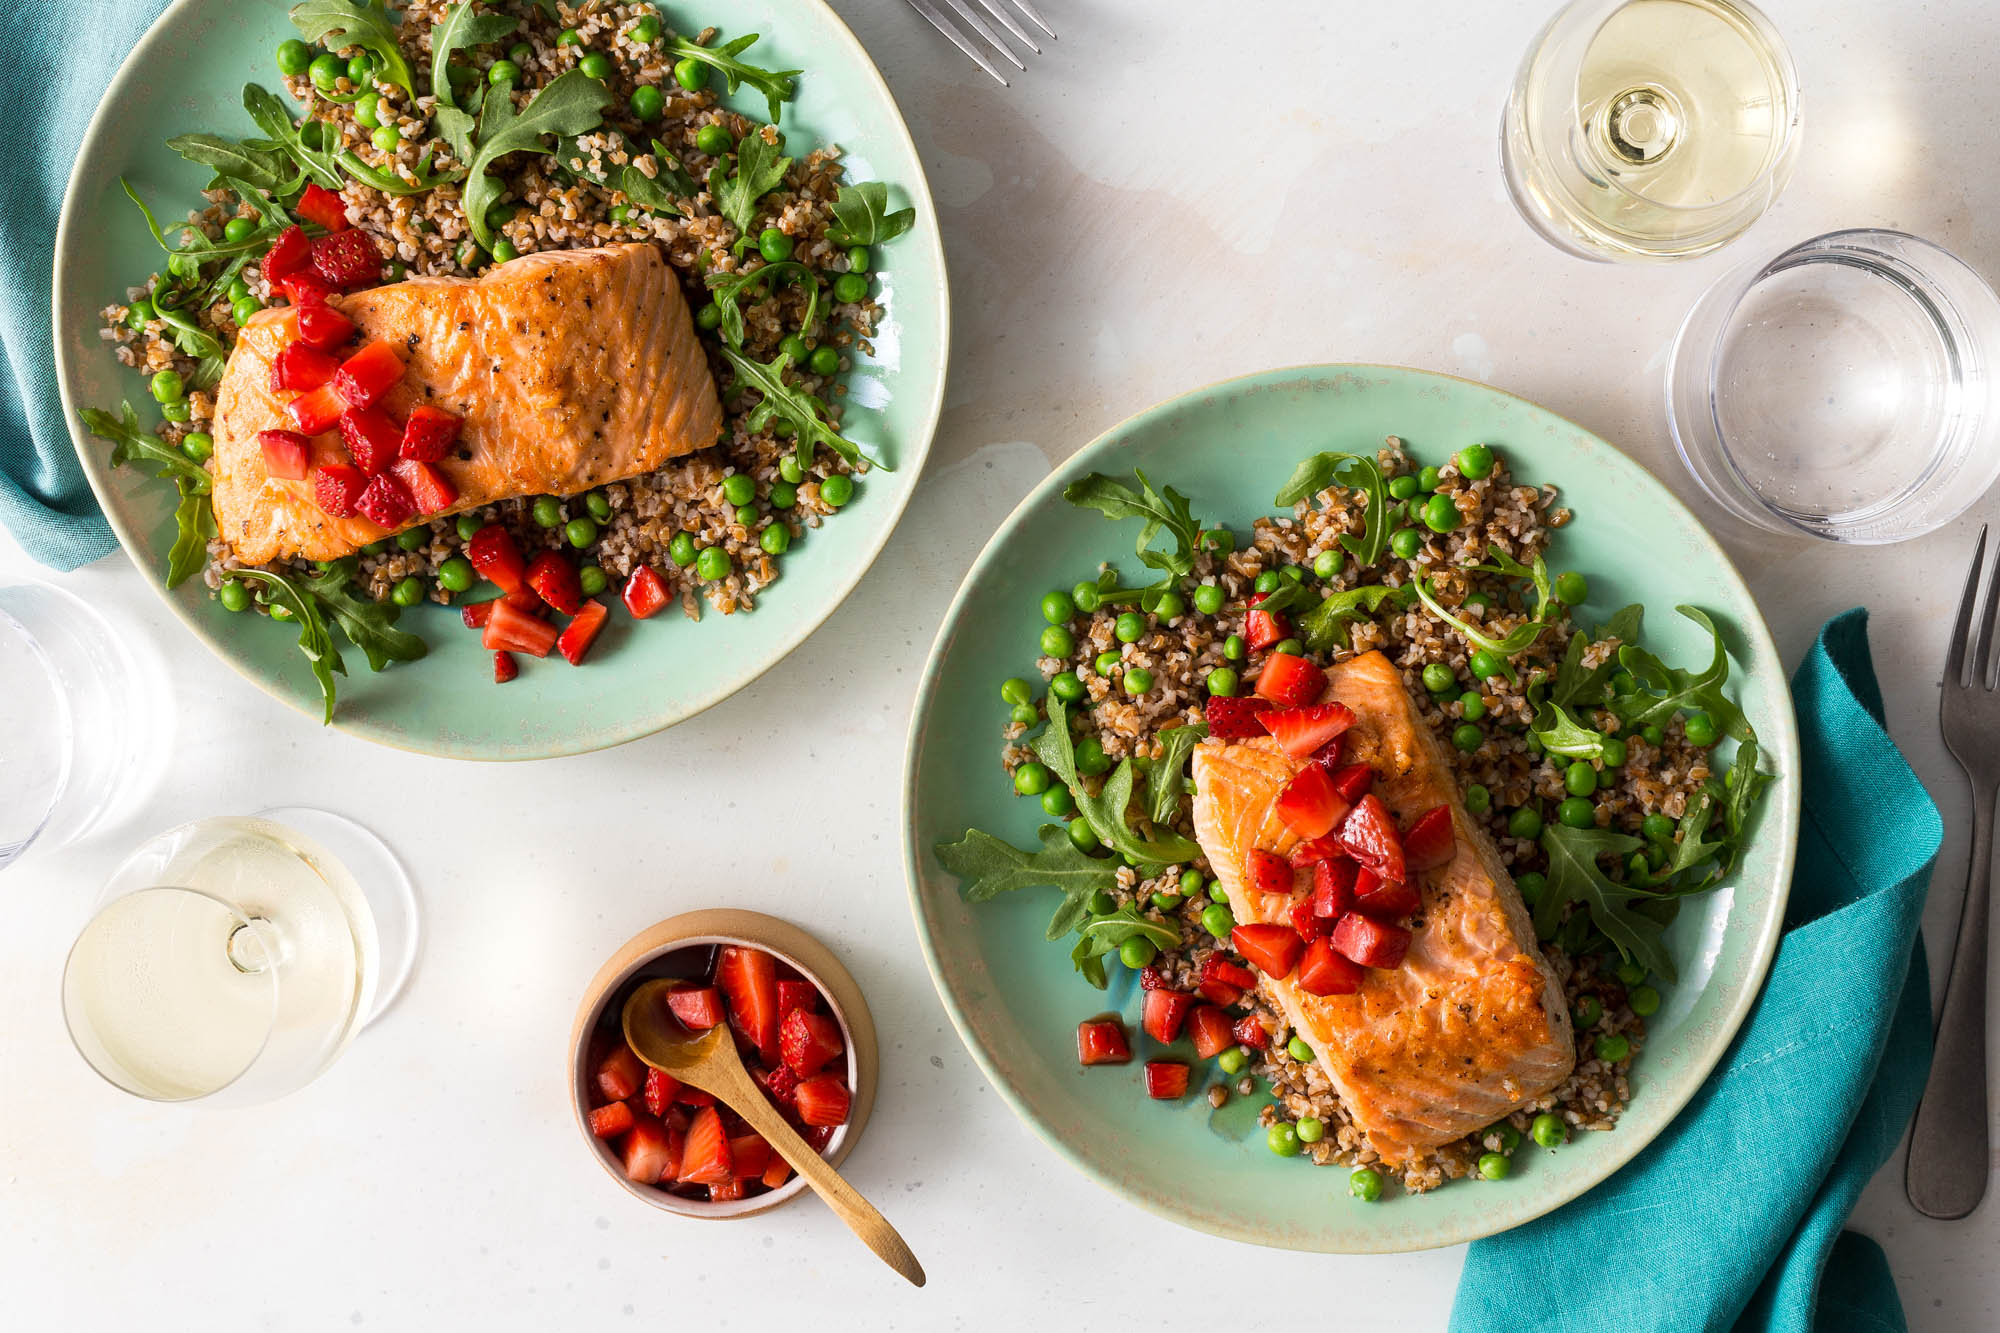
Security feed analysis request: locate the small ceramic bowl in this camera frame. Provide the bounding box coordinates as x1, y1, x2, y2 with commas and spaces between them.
569, 909, 879, 1218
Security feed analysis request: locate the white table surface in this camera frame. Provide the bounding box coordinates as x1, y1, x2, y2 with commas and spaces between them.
6, 1, 1999, 1327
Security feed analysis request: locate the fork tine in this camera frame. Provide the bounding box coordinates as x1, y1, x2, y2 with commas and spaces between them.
939, 0, 1029, 71
906, 0, 1011, 84
1005, 0, 1058, 39
967, 0, 1042, 53
1978, 527, 2000, 690
1948, 525, 1989, 689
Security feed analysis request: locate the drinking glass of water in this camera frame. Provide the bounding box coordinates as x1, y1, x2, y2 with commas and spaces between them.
1501, 0, 1801, 262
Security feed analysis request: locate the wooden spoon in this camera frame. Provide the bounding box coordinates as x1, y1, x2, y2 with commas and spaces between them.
620, 979, 926, 1288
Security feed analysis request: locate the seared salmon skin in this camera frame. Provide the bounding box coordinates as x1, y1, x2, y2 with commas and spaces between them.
1191, 650, 1574, 1163
210, 243, 722, 564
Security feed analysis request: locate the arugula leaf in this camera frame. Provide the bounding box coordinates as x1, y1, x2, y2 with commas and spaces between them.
827, 181, 914, 246
430, 2, 517, 115
220, 567, 344, 724
718, 344, 886, 471
1070, 906, 1180, 989
1063, 471, 1202, 595
289, 0, 417, 99
300, 559, 429, 672
1030, 696, 1200, 865
1597, 603, 1644, 646
242, 83, 343, 190
669, 33, 799, 124
1537, 824, 1679, 981
1609, 606, 1751, 741
463, 71, 613, 247
1721, 737, 1768, 841
1529, 700, 1605, 760
335, 147, 463, 195
935, 824, 1119, 942
704, 260, 822, 347
708, 129, 792, 234
1656, 788, 1729, 885
1411, 577, 1550, 683
80, 403, 216, 588
166, 133, 296, 196
1275, 451, 1388, 569
1297, 583, 1415, 653
1144, 722, 1207, 826
1249, 580, 1315, 617
554, 134, 692, 213
147, 285, 228, 390
1474, 549, 1555, 616
1550, 630, 1618, 709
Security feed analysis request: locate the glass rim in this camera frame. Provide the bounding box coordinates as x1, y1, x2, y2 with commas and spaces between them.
0, 598, 74, 869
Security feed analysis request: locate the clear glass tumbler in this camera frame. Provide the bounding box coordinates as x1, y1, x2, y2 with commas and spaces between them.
1666, 229, 2000, 543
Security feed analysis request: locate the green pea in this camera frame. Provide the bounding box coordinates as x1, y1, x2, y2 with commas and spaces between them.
363, 539, 392, 556
1294, 1115, 1324, 1145
218, 580, 251, 612
693, 301, 723, 331
1642, 724, 1665, 746
1388, 474, 1420, 501
432, 556, 473, 592
1465, 783, 1491, 815
1268, 1123, 1302, 1157
1060, 580, 1099, 615
350, 92, 382, 130
1280, 565, 1304, 585
778, 333, 811, 365
179, 431, 214, 463
1422, 493, 1461, 533
807, 344, 842, 378
1477, 1152, 1510, 1181
276, 38, 314, 77
160, 400, 191, 423
1075, 736, 1111, 776
218, 215, 256, 246
1573, 995, 1603, 1029
1154, 591, 1186, 620
1309, 550, 1340, 580
1460, 691, 1487, 722
390, 576, 424, 607
1123, 668, 1154, 696
750, 227, 794, 264
673, 56, 709, 91
1507, 807, 1543, 840
1202, 1047, 1243, 1078
232, 296, 262, 326
1193, 584, 1225, 615
845, 245, 871, 273
1067, 818, 1098, 853
562, 517, 597, 549
1564, 761, 1596, 797
1417, 663, 1453, 694
1274, 638, 1304, 657
506, 43, 534, 66
1452, 723, 1483, 753
1598, 736, 1627, 769
696, 545, 731, 582
1088, 889, 1117, 916
1419, 466, 1443, 492
125, 297, 154, 329
1035, 590, 1075, 626
347, 52, 376, 86
1640, 814, 1675, 845
1390, 527, 1424, 560
1515, 871, 1547, 907
1113, 611, 1146, 643
1525, 733, 1545, 757
1595, 1034, 1631, 1063
487, 58, 520, 87
1093, 651, 1121, 677
1202, 902, 1234, 939
1614, 960, 1646, 987
1683, 712, 1718, 746
833, 272, 869, 304
695, 122, 732, 155
1039, 625, 1074, 658
1160, 870, 1194, 900
572, 565, 606, 597
1555, 571, 1588, 605
668, 532, 696, 566
1286, 1036, 1314, 1063
1253, 570, 1281, 595
1207, 880, 1228, 903
579, 52, 613, 81
1201, 528, 1235, 553
1531, 1113, 1566, 1148
1470, 649, 1504, 681
1119, 936, 1158, 969
820, 474, 855, 507
1454, 443, 1495, 480
1012, 761, 1052, 796
630, 14, 661, 43
225, 280, 252, 305
1557, 796, 1596, 829
1048, 671, 1083, 704
630, 84, 666, 120
557, 29, 584, 47
1629, 985, 1661, 1018
1027, 784, 1071, 821
1000, 677, 1034, 707
1597, 766, 1619, 791
1611, 670, 1638, 695
308, 53, 343, 91
709, 474, 750, 510
387, 525, 424, 553
149, 369, 185, 403
1205, 667, 1239, 697
455, 240, 487, 270
1488, 1121, 1522, 1153
1222, 634, 1246, 661
489, 238, 519, 264
1349, 1168, 1383, 1202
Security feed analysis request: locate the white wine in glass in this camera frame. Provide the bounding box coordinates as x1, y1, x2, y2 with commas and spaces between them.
1501, 0, 1801, 262
63, 812, 416, 1104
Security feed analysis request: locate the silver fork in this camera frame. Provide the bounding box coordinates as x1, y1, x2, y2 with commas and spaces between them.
1907, 524, 1997, 1220
905, 0, 1056, 86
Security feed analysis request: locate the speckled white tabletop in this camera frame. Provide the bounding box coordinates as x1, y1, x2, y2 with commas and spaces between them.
5, 1, 1998, 1328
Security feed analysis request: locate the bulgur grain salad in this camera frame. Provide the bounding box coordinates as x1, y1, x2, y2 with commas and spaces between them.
937, 439, 1771, 1198
81, 1, 916, 720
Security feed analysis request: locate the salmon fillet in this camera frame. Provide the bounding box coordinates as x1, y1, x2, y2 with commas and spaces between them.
209, 243, 722, 565
1191, 650, 1574, 1163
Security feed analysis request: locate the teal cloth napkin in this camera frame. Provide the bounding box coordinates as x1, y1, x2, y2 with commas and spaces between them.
0, 1, 171, 569
1453, 609, 1943, 1333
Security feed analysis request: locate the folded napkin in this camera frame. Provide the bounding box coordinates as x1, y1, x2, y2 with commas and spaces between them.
1453, 609, 1943, 1333
0, 1, 173, 569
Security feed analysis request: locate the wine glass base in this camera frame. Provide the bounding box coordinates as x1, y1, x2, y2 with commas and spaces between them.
254, 806, 418, 1029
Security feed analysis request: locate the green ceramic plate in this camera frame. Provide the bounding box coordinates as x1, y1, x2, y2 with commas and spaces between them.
903, 365, 1801, 1252
53, 0, 946, 759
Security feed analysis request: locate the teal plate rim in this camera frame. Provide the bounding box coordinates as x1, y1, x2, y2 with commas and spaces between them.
51, 0, 949, 761
900, 363, 1802, 1252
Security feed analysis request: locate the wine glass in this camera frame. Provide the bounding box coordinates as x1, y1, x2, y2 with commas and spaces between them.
61, 811, 419, 1104
1500, 0, 1801, 262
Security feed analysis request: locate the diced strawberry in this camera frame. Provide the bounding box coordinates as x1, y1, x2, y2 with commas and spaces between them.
354, 472, 415, 529
311, 228, 382, 289
296, 182, 349, 231
1404, 805, 1456, 873
556, 599, 609, 666
1201, 955, 1257, 994
707, 1179, 747, 1202
1232, 1014, 1270, 1050
390, 458, 457, 515
1243, 847, 1293, 896
1245, 607, 1289, 651
588, 1100, 635, 1139
1077, 1017, 1132, 1067
1144, 1060, 1191, 1100
257, 429, 310, 481
466, 523, 527, 592
1231, 923, 1305, 979
676, 1105, 734, 1185
1256, 652, 1328, 708
492, 650, 518, 683
1331, 913, 1412, 970
675, 1086, 717, 1108
461, 600, 494, 629
1326, 762, 1375, 804
503, 585, 542, 612
1188, 1004, 1234, 1059
1297, 937, 1364, 996
311, 462, 366, 518
1353, 871, 1420, 920
279, 270, 337, 307
622, 564, 670, 619
794, 1075, 851, 1127
776, 979, 819, 1018
400, 405, 462, 462
665, 986, 723, 1030
762, 1157, 793, 1189
753, 1062, 800, 1112
482, 598, 558, 658
642, 1066, 682, 1117
780, 1007, 845, 1078
525, 549, 585, 615
597, 1044, 644, 1102
728, 1132, 774, 1181
1288, 835, 1344, 867
1289, 900, 1323, 942
1141, 988, 1194, 1044
295, 300, 355, 350
1139, 966, 1170, 991
1274, 762, 1352, 840
331, 341, 403, 409
286, 383, 344, 434
1337, 793, 1407, 884
337, 405, 402, 474
621, 1115, 674, 1185
1312, 857, 1358, 917
268, 342, 339, 394
1203, 693, 1274, 739
717, 945, 781, 1065
1260, 702, 1356, 758
263, 224, 312, 281
1311, 732, 1345, 769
